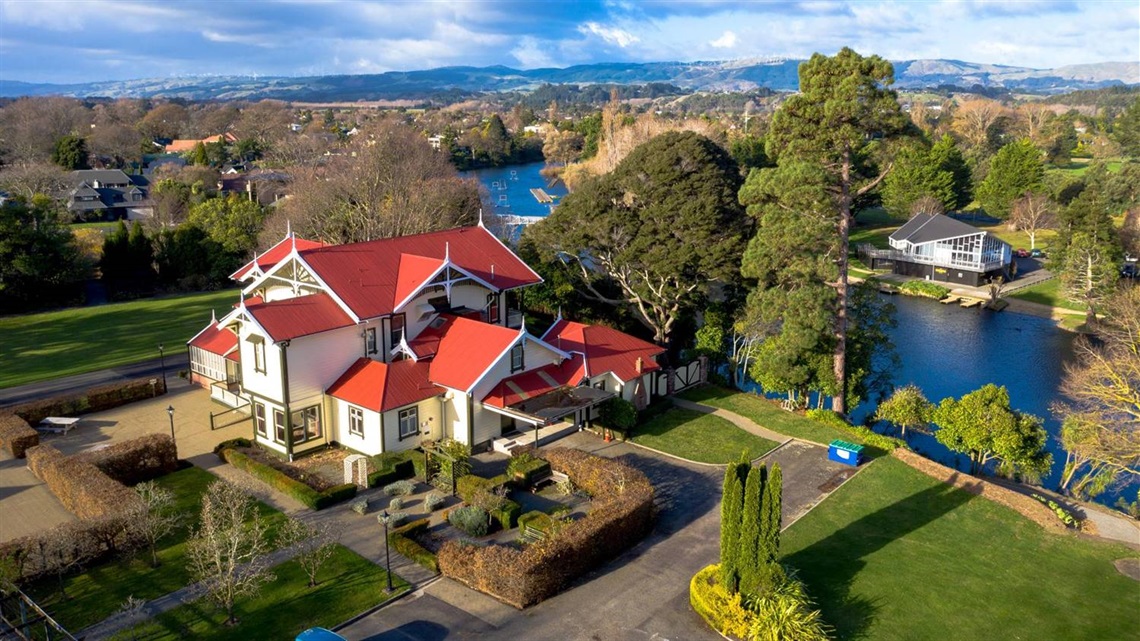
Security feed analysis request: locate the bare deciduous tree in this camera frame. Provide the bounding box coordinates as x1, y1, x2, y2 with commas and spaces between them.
0, 162, 69, 200
272, 121, 480, 245
134, 481, 184, 568
952, 98, 1007, 150
277, 517, 338, 588
1009, 192, 1054, 249
187, 481, 275, 626
1054, 287, 1140, 498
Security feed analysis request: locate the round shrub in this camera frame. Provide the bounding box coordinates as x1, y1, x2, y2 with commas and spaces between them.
389, 496, 404, 511
449, 505, 490, 537
383, 479, 416, 496
424, 491, 446, 511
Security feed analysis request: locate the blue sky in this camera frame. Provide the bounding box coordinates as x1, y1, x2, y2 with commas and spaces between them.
0, 0, 1136, 83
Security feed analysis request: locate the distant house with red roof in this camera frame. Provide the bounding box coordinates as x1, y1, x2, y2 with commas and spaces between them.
164, 133, 237, 154
187, 222, 667, 459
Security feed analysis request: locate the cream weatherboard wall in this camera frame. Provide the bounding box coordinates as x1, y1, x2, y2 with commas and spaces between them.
381, 398, 442, 454
286, 325, 368, 408
440, 390, 471, 446
329, 397, 383, 454
236, 322, 284, 404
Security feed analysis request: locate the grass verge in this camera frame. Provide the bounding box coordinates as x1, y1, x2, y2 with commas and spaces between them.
114, 545, 407, 640
678, 386, 852, 447
1008, 278, 1086, 312
631, 408, 778, 464
0, 289, 237, 388
782, 457, 1139, 641
31, 467, 285, 631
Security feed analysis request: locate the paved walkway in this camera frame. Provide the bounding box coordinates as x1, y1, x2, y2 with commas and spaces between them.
0, 354, 190, 408
673, 397, 793, 444
0, 449, 73, 542
339, 426, 860, 641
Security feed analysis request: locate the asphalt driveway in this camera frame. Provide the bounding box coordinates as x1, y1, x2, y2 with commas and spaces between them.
341, 434, 863, 641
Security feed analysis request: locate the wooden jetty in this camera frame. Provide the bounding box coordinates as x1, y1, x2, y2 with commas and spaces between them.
940, 295, 961, 304
530, 188, 555, 204
959, 297, 984, 308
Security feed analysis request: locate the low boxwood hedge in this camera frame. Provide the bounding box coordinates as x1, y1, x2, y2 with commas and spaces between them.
507, 456, 551, 487
456, 473, 512, 503
369, 450, 418, 487
490, 499, 521, 530
388, 518, 438, 573
75, 433, 178, 485
221, 447, 357, 510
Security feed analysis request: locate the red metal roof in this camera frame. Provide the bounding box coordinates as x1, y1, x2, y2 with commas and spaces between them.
424, 315, 521, 392
187, 320, 239, 357
542, 320, 664, 383
298, 226, 541, 320
394, 254, 445, 308
326, 358, 442, 413
230, 235, 325, 281
244, 292, 354, 342
482, 354, 586, 408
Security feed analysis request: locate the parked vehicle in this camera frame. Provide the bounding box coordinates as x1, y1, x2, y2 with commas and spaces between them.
1030, 248, 1046, 258
1015, 248, 1030, 257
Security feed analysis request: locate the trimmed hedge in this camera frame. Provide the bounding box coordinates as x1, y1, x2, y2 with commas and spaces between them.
0, 414, 38, 458
438, 447, 655, 608
27, 444, 142, 520
456, 473, 512, 503
75, 434, 178, 485
388, 518, 438, 573
213, 437, 252, 460
518, 511, 559, 537
507, 456, 551, 487
368, 450, 419, 487
220, 447, 357, 510
491, 499, 521, 530
9, 377, 167, 425
0, 515, 137, 583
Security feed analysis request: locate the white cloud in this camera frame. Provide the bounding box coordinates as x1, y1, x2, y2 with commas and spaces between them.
512, 36, 556, 68
578, 22, 639, 47
709, 30, 737, 48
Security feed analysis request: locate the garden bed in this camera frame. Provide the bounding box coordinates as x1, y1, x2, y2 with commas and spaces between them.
236, 446, 338, 492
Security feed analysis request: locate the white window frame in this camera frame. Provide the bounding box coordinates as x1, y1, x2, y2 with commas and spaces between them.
254, 402, 267, 437
349, 406, 364, 437
398, 406, 419, 440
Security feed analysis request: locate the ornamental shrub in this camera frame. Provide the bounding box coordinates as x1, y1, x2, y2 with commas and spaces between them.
388, 518, 438, 573
598, 398, 637, 432
75, 433, 178, 485
388, 497, 404, 511
507, 453, 551, 487
383, 480, 416, 496
424, 491, 446, 511
898, 280, 951, 300
449, 505, 490, 537
351, 498, 369, 515
689, 564, 752, 639
806, 409, 906, 455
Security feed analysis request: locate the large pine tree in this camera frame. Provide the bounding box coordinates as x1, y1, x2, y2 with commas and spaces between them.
746, 48, 909, 414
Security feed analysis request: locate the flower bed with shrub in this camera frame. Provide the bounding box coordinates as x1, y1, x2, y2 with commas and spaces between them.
8, 377, 167, 425
387, 518, 439, 573
437, 447, 655, 608
218, 446, 356, 511
449, 505, 491, 537
690, 564, 830, 641
898, 280, 951, 300
456, 473, 512, 503
1031, 494, 1080, 528
0, 413, 38, 458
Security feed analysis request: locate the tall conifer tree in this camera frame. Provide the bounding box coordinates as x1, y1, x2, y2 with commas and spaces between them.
719, 461, 746, 591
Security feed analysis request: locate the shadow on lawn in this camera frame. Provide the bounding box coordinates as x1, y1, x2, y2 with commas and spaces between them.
784, 476, 978, 640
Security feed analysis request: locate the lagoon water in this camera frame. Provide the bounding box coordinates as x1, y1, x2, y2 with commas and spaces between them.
463, 162, 568, 220
467, 162, 1134, 506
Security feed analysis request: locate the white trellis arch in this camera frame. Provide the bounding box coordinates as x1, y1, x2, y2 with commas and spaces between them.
343, 454, 369, 488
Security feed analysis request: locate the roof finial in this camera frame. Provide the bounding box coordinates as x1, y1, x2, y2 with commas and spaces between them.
285, 219, 292, 239
444, 241, 450, 263
519, 315, 527, 336
239, 290, 245, 306
211, 308, 217, 324
478, 208, 485, 228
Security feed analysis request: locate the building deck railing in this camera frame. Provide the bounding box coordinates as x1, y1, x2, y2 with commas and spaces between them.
858, 244, 1004, 273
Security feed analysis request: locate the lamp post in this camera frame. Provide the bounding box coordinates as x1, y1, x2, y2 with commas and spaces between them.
158, 343, 167, 391
167, 405, 177, 459
379, 510, 394, 593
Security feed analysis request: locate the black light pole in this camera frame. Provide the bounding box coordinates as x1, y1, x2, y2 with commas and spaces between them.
158, 343, 167, 391
167, 405, 177, 458
380, 510, 394, 592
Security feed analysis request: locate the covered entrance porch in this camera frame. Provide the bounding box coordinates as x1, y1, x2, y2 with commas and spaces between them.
484, 385, 615, 454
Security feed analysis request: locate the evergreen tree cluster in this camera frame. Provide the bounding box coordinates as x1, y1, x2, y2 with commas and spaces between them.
719, 459, 783, 598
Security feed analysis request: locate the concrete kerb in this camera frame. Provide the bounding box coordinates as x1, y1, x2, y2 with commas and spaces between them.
331, 577, 441, 633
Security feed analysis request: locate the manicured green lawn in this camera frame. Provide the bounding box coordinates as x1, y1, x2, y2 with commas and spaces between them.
32, 467, 285, 632
1008, 278, 1086, 312
679, 386, 852, 447
782, 457, 1139, 641
116, 545, 407, 640
0, 289, 237, 388
631, 408, 778, 464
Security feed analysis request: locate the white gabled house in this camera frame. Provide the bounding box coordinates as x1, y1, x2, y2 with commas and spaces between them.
187, 222, 667, 459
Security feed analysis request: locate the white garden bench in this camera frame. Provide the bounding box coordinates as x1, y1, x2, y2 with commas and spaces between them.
38, 417, 80, 434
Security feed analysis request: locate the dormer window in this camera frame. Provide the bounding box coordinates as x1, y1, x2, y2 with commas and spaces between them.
389, 314, 405, 349
365, 327, 377, 355
510, 343, 524, 372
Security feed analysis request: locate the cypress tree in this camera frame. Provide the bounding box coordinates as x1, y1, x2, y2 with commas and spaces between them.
761, 463, 783, 564
738, 464, 765, 596
719, 462, 745, 591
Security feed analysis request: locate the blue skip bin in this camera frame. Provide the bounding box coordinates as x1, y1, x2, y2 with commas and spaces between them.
828, 440, 864, 467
